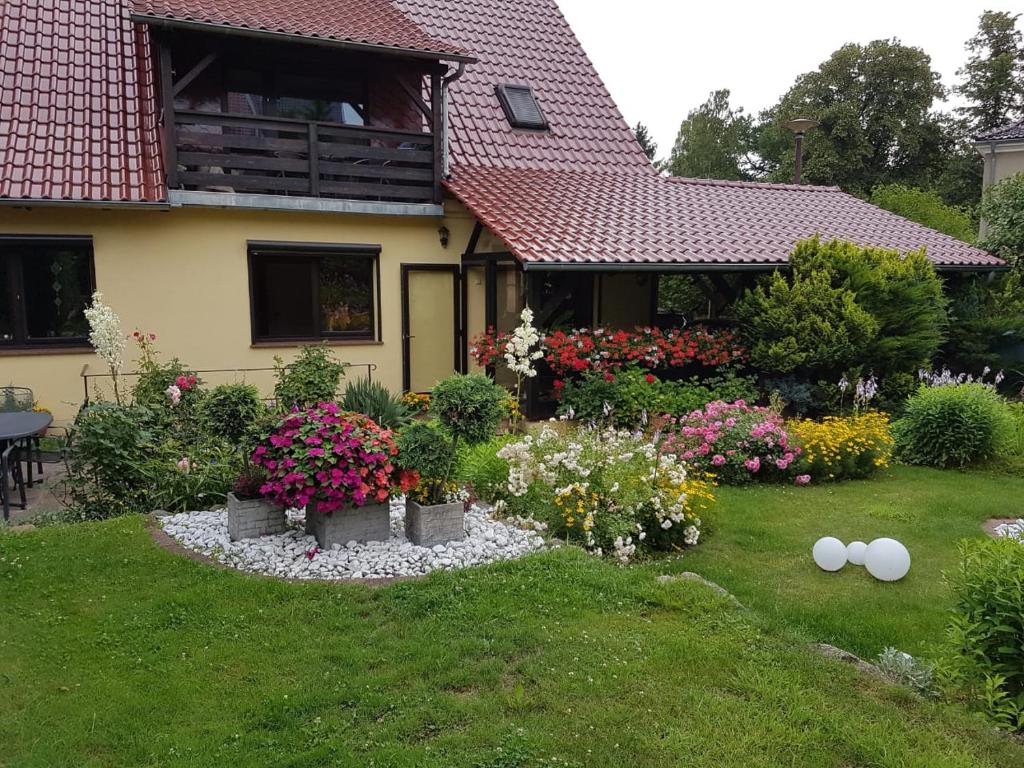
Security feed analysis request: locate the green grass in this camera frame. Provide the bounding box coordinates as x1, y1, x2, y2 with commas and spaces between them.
676, 465, 1024, 660
1, 468, 1022, 767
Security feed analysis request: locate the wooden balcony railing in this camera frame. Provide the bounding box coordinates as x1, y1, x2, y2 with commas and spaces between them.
171, 111, 440, 205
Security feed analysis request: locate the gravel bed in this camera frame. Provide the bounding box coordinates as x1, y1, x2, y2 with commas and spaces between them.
159, 499, 547, 580
995, 518, 1024, 542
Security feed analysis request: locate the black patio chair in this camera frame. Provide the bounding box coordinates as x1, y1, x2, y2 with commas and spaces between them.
1, 440, 27, 522
0, 386, 50, 487
0, 387, 33, 413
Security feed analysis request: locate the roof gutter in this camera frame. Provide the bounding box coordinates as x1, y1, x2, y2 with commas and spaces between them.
0, 198, 171, 211
131, 14, 477, 64
441, 62, 467, 178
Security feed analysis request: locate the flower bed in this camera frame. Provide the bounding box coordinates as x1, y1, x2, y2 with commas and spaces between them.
495, 424, 713, 562
471, 325, 745, 383
660, 400, 798, 485
252, 403, 398, 513
789, 412, 893, 481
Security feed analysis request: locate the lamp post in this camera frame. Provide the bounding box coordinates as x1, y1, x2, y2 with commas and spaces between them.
784, 117, 818, 185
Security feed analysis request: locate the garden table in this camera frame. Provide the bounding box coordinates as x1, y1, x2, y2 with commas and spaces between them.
0, 411, 51, 521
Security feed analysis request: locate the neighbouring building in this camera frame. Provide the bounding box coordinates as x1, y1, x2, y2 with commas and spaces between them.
975, 118, 1024, 190
0, 0, 1005, 421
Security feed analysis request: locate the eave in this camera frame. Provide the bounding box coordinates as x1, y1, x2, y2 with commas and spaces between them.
130, 13, 478, 64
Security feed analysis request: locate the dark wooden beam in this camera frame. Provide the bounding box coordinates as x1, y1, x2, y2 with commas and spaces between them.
396, 75, 432, 120
462, 221, 482, 260
485, 258, 497, 330
155, 39, 179, 189
171, 51, 218, 97
430, 69, 443, 205
307, 124, 320, 196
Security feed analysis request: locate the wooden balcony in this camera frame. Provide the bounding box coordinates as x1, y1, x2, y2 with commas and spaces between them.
170, 111, 440, 206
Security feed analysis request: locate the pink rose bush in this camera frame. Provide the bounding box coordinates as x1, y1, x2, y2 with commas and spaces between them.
252, 403, 399, 513
660, 400, 800, 485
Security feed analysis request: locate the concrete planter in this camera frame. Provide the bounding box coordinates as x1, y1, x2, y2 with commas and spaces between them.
405, 499, 466, 547
227, 492, 286, 541
305, 500, 391, 547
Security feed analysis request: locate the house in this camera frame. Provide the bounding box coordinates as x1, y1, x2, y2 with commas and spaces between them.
974, 118, 1024, 189
0, 0, 1005, 421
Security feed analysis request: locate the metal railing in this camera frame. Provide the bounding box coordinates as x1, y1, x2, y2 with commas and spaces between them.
80, 363, 377, 408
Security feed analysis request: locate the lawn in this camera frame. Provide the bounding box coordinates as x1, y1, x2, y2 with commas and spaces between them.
1, 468, 1022, 767
675, 465, 1024, 659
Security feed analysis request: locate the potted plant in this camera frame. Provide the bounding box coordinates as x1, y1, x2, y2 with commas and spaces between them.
226, 464, 286, 541
396, 421, 466, 546
252, 403, 398, 547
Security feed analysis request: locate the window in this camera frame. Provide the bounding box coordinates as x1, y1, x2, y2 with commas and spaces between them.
495, 84, 548, 130
0, 237, 94, 349
249, 243, 380, 343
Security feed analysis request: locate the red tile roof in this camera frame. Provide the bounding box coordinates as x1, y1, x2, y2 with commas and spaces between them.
397, 0, 652, 173
0, 0, 164, 203
131, 0, 471, 60
0, 0, 1005, 270
974, 119, 1024, 142
445, 167, 1004, 269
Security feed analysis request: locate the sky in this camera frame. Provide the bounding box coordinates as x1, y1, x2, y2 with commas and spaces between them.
555, 0, 1021, 160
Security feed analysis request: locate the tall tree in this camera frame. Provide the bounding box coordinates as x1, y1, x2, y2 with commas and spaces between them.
667, 89, 754, 180
756, 40, 949, 196
632, 122, 658, 162
956, 11, 1024, 133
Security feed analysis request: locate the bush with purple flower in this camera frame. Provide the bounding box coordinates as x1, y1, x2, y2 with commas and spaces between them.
661, 400, 800, 484
252, 403, 399, 513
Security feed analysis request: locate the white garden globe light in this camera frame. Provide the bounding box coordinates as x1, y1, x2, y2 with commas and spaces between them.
812, 537, 847, 572
864, 538, 911, 582
846, 541, 867, 566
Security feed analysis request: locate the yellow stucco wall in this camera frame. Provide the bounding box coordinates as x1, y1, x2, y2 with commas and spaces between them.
0, 201, 482, 422
596, 273, 653, 328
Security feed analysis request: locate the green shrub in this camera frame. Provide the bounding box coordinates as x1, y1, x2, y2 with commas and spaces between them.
396, 421, 455, 483
139, 440, 241, 513
736, 237, 948, 411
943, 271, 1024, 373
736, 267, 878, 376
892, 384, 1014, 468
197, 383, 266, 444
941, 538, 1024, 731
1008, 402, 1024, 457
558, 368, 758, 427
65, 403, 157, 519
979, 171, 1024, 267
457, 435, 513, 503
341, 378, 411, 430
662, 370, 758, 416
132, 359, 202, 411
273, 345, 348, 410
792, 237, 947, 381
870, 184, 975, 243
430, 373, 506, 445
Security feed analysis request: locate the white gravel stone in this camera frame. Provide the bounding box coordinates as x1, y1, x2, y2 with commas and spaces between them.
160, 497, 547, 580
995, 518, 1024, 542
